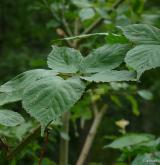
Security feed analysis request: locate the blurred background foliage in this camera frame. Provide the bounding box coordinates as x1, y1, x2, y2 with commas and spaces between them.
0, 0, 160, 164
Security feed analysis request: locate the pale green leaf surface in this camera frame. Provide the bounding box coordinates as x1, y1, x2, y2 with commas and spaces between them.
138, 90, 153, 100
47, 46, 83, 73
105, 134, 154, 149
80, 44, 131, 73
81, 70, 136, 82
119, 24, 160, 44
132, 152, 160, 165
0, 109, 25, 126
125, 45, 160, 78
22, 77, 85, 128
126, 95, 139, 116
0, 69, 57, 106
79, 8, 95, 20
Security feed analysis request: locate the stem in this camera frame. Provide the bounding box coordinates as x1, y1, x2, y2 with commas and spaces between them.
0, 138, 9, 153
76, 105, 107, 165
38, 129, 49, 165
81, 0, 125, 35
42, 0, 60, 23
7, 125, 41, 159
59, 111, 70, 165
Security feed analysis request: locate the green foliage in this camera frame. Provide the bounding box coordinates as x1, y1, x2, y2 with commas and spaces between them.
0, 109, 24, 126
138, 90, 153, 100
22, 77, 85, 129
79, 8, 95, 21
1, 0, 160, 164
47, 46, 83, 73
132, 152, 160, 165
80, 44, 131, 73
105, 134, 154, 149
1, 23, 160, 133
0, 69, 57, 105
81, 70, 136, 82
120, 24, 160, 78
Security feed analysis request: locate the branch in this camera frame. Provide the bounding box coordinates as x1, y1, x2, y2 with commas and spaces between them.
38, 129, 49, 165
42, 0, 60, 23
76, 105, 107, 165
59, 111, 70, 165
81, 0, 125, 35
7, 125, 41, 159
0, 138, 9, 153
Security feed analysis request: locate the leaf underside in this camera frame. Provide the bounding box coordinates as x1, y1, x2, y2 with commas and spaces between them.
22, 76, 85, 129
81, 70, 136, 82
120, 24, 160, 78
47, 46, 83, 73
0, 69, 57, 106
0, 109, 25, 126
80, 44, 131, 73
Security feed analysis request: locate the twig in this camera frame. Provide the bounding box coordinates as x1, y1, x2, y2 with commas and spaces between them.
42, 0, 60, 23
82, 18, 104, 35
76, 105, 107, 165
0, 138, 9, 153
61, 0, 73, 37
7, 125, 41, 159
38, 129, 49, 165
59, 111, 70, 165
81, 0, 125, 35
74, 18, 81, 36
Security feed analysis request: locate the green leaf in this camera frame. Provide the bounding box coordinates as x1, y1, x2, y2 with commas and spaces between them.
126, 95, 139, 116
80, 44, 131, 74
22, 77, 85, 129
106, 33, 129, 44
0, 69, 57, 106
120, 24, 160, 78
138, 90, 153, 100
47, 46, 83, 73
71, 0, 92, 8
81, 70, 136, 82
79, 8, 95, 20
132, 152, 160, 165
125, 45, 160, 78
119, 24, 160, 44
0, 109, 25, 126
105, 134, 154, 149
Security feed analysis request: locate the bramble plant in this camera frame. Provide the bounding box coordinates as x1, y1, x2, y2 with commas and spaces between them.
0, 23, 160, 163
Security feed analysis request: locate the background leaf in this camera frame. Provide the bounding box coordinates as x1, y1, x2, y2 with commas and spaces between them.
79, 8, 95, 20
0, 109, 25, 126
105, 134, 154, 149
119, 24, 160, 44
